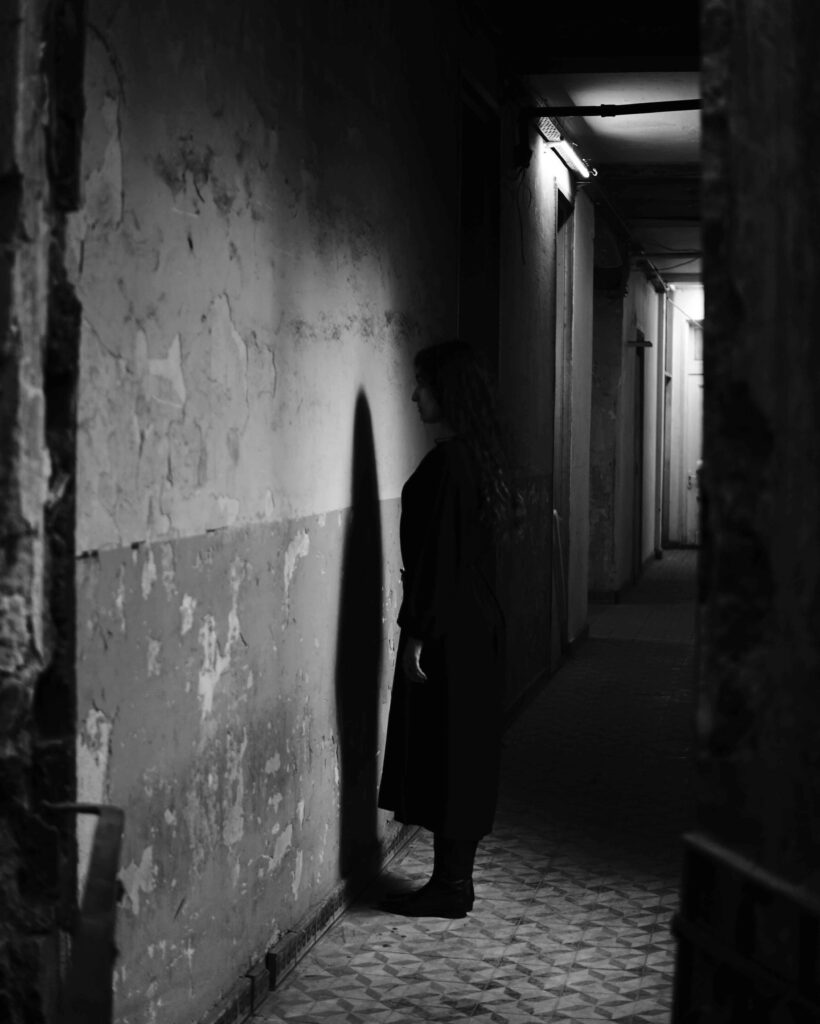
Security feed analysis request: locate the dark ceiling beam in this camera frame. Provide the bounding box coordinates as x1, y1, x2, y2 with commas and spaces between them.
528, 98, 701, 118
596, 164, 701, 180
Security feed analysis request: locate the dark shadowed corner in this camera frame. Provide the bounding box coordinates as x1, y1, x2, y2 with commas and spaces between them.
334, 390, 384, 892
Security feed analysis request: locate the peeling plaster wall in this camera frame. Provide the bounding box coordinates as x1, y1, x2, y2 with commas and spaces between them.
77, 510, 403, 1022
70, 3, 461, 1021
70, 4, 454, 551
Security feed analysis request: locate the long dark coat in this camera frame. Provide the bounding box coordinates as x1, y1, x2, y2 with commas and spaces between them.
377, 437, 506, 839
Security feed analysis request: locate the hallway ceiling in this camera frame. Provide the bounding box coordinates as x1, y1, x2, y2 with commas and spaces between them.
485, 1, 702, 282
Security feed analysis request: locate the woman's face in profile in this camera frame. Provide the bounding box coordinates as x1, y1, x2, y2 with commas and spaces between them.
412, 373, 443, 423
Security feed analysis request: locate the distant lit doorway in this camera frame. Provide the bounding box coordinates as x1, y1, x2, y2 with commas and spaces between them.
662, 284, 704, 547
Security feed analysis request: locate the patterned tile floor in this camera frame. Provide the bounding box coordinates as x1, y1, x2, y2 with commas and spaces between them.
254, 550, 697, 1024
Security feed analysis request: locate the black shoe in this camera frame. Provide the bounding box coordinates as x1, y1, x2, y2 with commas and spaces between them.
380, 879, 434, 907
381, 877, 473, 919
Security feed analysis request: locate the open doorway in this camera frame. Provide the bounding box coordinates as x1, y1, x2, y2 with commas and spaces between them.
662, 283, 704, 547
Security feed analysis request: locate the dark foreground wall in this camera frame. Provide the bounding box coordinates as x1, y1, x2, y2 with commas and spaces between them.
676, 0, 820, 1017
699, 0, 820, 898
1, 2, 83, 1021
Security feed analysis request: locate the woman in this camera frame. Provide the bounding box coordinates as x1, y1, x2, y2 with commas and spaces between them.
377, 339, 520, 918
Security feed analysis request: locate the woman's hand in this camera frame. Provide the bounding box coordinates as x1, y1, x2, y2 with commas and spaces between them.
402, 636, 427, 683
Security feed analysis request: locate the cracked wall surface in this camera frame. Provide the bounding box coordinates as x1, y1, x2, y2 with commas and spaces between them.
70, 3, 453, 555
70, 2, 460, 1021
77, 510, 403, 1022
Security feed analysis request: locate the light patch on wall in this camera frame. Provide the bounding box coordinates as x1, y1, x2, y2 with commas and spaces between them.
160, 542, 177, 598
271, 824, 293, 869
227, 558, 244, 647
145, 980, 160, 1024
292, 849, 303, 899
284, 529, 310, 599
164, 809, 177, 826
228, 310, 248, 404
120, 845, 157, 916
264, 754, 281, 774
196, 559, 245, 717
85, 93, 123, 228
223, 729, 248, 846
76, 705, 113, 895
147, 333, 187, 408
141, 547, 157, 599
297, 799, 305, 826
115, 566, 126, 632
197, 615, 230, 718
217, 495, 240, 525
180, 594, 196, 635
147, 637, 161, 677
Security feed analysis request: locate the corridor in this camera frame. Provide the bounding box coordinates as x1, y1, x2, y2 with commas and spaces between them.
253, 549, 697, 1024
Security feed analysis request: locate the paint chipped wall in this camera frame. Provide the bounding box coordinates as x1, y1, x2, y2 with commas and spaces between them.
69, 4, 453, 549
70, 2, 460, 1020
77, 510, 403, 1022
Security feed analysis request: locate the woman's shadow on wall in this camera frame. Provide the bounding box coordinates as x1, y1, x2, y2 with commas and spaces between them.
334, 390, 384, 892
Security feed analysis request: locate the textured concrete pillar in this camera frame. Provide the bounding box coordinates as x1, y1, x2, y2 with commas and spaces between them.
699, 0, 820, 896
674, 0, 820, 1017
0, 1, 84, 1020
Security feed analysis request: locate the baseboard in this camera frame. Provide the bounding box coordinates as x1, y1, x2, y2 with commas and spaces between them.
566, 623, 589, 654
202, 961, 264, 1024
198, 824, 419, 1024
265, 885, 350, 991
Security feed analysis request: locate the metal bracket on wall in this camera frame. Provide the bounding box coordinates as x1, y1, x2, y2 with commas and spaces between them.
43, 802, 125, 1024
526, 99, 702, 119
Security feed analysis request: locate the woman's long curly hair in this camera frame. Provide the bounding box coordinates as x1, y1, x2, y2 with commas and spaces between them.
415, 340, 523, 539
